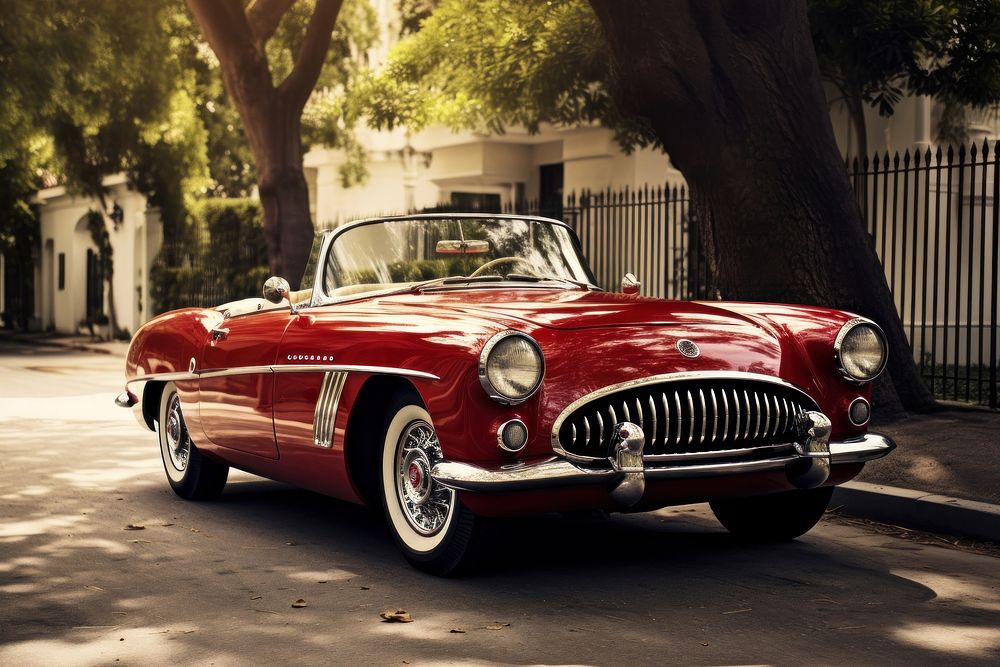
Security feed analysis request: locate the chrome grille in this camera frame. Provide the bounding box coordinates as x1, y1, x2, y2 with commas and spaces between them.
555, 377, 817, 461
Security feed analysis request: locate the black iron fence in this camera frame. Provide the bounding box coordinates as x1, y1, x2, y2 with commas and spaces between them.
850, 142, 998, 408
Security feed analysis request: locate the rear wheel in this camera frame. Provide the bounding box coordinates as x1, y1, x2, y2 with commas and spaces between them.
710, 486, 834, 542
158, 382, 228, 500
379, 391, 482, 575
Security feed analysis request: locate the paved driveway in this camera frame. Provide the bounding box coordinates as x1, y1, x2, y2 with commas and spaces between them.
1, 342, 998, 665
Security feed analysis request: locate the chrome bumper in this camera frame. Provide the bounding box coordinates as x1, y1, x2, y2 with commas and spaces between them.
431, 412, 895, 507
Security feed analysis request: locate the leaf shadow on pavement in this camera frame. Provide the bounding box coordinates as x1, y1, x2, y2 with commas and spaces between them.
1, 415, 998, 666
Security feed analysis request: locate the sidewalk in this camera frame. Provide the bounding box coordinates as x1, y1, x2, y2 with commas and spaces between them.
2, 328, 997, 541
0, 328, 130, 357
832, 406, 1000, 543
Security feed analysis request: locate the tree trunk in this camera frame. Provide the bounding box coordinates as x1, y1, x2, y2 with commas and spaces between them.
186, 0, 343, 286
589, 0, 935, 412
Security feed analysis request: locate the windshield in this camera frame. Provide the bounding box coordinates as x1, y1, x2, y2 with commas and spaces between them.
322, 217, 595, 297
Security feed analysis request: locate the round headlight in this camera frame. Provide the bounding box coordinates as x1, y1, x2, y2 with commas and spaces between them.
835, 318, 887, 382
479, 331, 544, 404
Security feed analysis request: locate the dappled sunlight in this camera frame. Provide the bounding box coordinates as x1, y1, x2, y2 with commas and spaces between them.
891, 568, 1000, 612
0, 485, 54, 501
52, 458, 161, 488
36, 536, 130, 557
893, 623, 1000, 659
0, 394, 130, 423
284, 568, 357, 583
0, 626, 242, 667
0, 513, 88, 538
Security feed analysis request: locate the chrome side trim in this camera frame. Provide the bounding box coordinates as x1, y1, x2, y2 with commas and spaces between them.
431, 433, 895, 495
313, 371, 348, 447
125, 363, 439, 386
551, 371, 819, 463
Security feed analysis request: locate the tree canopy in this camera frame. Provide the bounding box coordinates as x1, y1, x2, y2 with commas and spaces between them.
360, 0, 1000, 158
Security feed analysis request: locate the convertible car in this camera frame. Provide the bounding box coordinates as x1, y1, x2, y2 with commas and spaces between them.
117, 213, 894, 574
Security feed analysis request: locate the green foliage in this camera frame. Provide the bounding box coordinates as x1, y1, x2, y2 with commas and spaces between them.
810, 0, 1000, 118
356, 0, 656, 150
150, 199, 270, 313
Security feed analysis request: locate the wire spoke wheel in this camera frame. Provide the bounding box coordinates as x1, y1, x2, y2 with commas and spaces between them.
394, 420, 454, 536
164, 393, 191, 472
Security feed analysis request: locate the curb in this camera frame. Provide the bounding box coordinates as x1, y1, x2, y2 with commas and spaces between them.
833, 481, 1000, 543
0, 332, 120, 356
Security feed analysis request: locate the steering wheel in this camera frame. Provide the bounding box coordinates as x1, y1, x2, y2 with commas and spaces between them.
470, 256, 537, 278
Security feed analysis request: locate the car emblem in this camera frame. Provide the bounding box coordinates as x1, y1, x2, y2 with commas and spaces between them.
676, 339, 700, 358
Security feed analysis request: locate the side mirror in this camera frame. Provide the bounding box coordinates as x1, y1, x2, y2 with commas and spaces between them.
263, 276, 290, 304
621, 272, 641, 296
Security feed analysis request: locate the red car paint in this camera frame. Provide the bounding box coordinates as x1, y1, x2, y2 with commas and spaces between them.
125, 285, 873, 514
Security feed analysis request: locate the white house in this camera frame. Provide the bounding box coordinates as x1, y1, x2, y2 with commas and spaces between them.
31, 175, 161, 337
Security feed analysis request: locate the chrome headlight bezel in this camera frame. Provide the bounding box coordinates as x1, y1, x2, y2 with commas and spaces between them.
834, 317, 888, 383
478, 331, 544, 405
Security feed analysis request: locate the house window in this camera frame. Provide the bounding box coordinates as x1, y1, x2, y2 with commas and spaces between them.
58, 253, 65, 291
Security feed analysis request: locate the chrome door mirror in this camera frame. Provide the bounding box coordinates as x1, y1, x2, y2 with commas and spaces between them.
263, 276, 290, 304
621, 272, 641, 296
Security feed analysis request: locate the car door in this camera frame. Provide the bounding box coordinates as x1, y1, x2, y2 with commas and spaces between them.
198, 309, 292, 459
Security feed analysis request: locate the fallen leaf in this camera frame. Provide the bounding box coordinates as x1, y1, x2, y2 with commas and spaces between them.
449, 628, 466, 634
380, 609, 413, 623
701, 642, 709, 647
160, 523, 174, 527
317, 580, 328, 584
123, 524, 145, 531
292, 599, 308, 608
190, 528, 200, 533
250, 596, 262, 601
485, 622, 510, 630
130, 539, 150, 544
111, 612, 126, 616
285, 542, 296, 546
360, 586, 371, 590
85, 585, 104, 592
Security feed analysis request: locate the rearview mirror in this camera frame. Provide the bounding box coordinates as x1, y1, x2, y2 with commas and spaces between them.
436, 239, 490, 255
263, 276, 290, 304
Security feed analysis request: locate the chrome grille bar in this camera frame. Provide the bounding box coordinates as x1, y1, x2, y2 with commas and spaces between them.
555, 377, 819, 462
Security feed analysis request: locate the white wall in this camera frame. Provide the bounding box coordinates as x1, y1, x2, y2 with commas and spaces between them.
34, 176, 161, 335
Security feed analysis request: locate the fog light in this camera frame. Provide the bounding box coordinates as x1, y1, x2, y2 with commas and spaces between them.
497, 419, 528, 453
848, 398, 871, 426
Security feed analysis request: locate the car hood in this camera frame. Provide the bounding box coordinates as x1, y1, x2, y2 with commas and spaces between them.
381, 288, 766, 332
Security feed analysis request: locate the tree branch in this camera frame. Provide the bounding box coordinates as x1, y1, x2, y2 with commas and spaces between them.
247, 0, 298, 47
278, 0, 344, 112
185, 0, 257, 70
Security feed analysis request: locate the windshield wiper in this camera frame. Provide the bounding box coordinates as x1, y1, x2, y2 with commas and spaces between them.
411, 275, 505, 292
506, 273, 594, 290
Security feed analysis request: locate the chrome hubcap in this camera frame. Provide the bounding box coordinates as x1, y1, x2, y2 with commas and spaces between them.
165, 394, 190, 472
395, 420, 452, 536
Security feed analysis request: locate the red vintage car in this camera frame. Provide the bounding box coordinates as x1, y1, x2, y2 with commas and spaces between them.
117, 213, 894, 574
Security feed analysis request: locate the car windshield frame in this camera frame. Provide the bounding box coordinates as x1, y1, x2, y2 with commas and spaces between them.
308, 213, 599, 307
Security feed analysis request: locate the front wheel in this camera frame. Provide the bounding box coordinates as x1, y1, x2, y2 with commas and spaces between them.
379, 392, 482, 575
710, 486, 834, 542
158, 382, 229, 500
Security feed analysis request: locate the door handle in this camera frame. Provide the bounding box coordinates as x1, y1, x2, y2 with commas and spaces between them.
211, 327, 230, 341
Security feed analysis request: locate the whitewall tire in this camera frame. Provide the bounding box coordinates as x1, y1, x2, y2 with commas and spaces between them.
379, 392, 481, 575
157, 382, 229, 500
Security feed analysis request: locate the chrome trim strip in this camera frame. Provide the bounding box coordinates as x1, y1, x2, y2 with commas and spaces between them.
432, 433, 895, 493
643, 443, 797, 462
126, 363, 439, 386
313, 371, 348, 447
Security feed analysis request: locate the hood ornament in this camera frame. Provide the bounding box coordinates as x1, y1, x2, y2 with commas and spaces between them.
676, 339, 700, 359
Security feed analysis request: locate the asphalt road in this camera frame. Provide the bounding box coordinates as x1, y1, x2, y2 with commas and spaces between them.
1, 340, 998, 666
